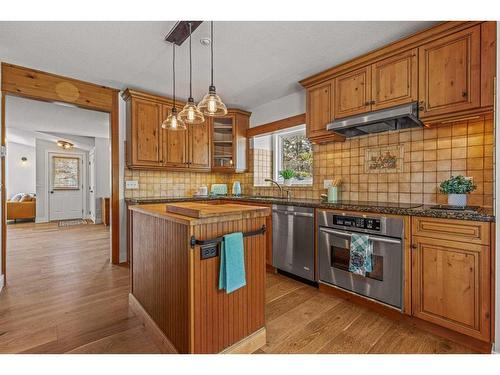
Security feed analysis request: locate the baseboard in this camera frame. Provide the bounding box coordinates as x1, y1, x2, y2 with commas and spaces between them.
0, 274, 5, 293
220, 327, 266, 354
128, 293, 178, 354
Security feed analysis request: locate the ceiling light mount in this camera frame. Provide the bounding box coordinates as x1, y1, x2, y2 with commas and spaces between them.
57, 140, 74, 150
165, 21, 203, 46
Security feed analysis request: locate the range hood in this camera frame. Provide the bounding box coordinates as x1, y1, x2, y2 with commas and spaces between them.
326, 102, 423, 138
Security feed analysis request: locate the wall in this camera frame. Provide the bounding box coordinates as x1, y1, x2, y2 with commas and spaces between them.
249, 91, 305, 128
94, 137, 111, 198
233, 114, 495, 207
35, 139, 89, 222
6, 141, 36, 198
494, 20, 499, 354
124, 169, 231, 198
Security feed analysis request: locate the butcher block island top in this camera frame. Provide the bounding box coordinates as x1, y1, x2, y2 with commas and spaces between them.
128, 202, 271, 354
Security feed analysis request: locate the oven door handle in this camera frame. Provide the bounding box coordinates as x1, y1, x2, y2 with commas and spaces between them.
319, 227, 402, 245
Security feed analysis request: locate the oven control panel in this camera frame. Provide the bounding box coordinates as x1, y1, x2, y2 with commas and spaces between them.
332, 215, 381, 232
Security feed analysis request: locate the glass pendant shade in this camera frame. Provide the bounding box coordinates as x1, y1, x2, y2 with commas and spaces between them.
179, 98, 205, 124
198, 86, 228, 116
162, 107, 186, 130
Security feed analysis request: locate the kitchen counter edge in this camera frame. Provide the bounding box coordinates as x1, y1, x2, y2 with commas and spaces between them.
125, 196, 495, 222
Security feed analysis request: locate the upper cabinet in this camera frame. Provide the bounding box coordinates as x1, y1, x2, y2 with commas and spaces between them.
211, 109, 250, 173
161, 104, 188, 168
127, 97, 163, 167
123, 89, 213, 171
418, 25, 481, 118
306, 81, 334, 139
371, 49, 417, 111
334, 66, 371, 118
300, 22, 496, 142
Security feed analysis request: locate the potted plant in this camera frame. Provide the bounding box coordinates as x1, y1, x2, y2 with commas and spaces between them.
279, 169, 295, 186
439, 175, 476, 206
294, 171, 309, 181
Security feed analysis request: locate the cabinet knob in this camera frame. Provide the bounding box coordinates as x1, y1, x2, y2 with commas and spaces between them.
462, 91, 468, 98
411, 244, 417, 250
364, 101, 370, 106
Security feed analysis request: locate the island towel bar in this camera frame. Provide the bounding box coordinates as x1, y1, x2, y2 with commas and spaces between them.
190, 225, 266, 250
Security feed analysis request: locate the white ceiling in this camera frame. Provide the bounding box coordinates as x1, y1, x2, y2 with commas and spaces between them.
5, 96, 109, 147
0, 21, 438, 110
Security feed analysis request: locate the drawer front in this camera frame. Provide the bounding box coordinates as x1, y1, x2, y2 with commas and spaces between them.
412, 217, 489, 245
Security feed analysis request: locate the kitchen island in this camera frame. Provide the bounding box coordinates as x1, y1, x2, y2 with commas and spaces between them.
128, 201, 270, 354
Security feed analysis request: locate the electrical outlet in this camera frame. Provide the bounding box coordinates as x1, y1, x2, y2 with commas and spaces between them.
125, 180, 139, 190
323, 179, 333, 189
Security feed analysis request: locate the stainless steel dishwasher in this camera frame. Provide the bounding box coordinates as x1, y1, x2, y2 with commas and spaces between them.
272, 204, 315, 281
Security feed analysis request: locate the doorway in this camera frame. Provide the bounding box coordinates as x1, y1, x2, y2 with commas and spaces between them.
1, 63, 120, 283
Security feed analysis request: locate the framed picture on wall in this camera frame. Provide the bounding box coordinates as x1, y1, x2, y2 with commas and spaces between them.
52, 156, 80, 190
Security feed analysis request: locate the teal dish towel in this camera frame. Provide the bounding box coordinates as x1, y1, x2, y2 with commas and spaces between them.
348, 233, 373, 276
218, 232, 246, 293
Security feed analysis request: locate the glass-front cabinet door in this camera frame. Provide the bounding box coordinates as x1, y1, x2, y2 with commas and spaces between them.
212, 115, 235, 171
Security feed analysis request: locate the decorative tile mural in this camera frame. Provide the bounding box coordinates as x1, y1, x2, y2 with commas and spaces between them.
365, 145, 404, 173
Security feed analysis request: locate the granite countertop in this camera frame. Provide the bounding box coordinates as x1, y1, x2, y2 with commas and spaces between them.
125, 195, 495, 222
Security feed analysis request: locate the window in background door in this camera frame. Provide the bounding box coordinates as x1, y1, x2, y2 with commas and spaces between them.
52, 156, 80, 190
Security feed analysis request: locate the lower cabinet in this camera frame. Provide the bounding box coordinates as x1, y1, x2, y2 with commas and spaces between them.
411, 218, 491, 342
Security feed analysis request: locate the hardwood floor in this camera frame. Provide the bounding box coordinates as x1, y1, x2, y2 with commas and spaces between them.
262, 272, 476, 354
0, 221, 160, 354
0, 222, 475, 354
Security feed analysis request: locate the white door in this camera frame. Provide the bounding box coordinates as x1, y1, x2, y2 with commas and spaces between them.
89, 149, 96, 223
49, 153, 84, 221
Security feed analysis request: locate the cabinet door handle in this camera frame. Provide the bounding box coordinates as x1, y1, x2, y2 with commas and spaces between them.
411, 244, 417, 250
462, 91, 468, 98
371, 100, 376, 105
364, 101, 370, 106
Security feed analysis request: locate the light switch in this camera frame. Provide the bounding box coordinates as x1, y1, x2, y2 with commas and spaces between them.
126, 180, 139, 190
323, 179, 333, 189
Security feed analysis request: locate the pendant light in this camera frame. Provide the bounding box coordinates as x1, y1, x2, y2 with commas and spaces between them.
179, 22, 205, 124
162, 43, 186, 130
197, 21, 227, 116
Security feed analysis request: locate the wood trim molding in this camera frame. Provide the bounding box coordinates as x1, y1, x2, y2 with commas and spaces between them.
219, 327, 266, 354
299, 21, 482, 88
1, 63, 121, 273
246, 113, 306, 137
129, 293, 178, 353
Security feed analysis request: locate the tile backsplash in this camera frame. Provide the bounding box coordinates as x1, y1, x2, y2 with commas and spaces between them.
125, 114, 494, 207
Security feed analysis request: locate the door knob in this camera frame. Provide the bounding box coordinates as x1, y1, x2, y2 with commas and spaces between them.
50, 190, 54, 194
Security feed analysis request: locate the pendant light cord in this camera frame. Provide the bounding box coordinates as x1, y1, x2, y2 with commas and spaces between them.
210, 21, 214, 87
172, 43, 176, 108
189, 22, 193, 99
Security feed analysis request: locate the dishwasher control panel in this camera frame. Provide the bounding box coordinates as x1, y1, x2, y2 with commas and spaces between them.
332, 215, 381, 232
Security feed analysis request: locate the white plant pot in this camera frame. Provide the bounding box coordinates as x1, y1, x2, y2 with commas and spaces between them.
448, 194, 467, 206
283, 179, 292, 187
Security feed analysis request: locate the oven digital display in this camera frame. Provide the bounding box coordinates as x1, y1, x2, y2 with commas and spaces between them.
333, 215, 380, 231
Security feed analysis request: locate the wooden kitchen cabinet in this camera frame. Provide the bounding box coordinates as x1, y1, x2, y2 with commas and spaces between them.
127, 97, 163, 167
301, 22, 495, 143
334, 66, 371, 118
418, 25, 481, 118
211, 109, 250, 173
411, 217, 491, 342
189, 120, 211, 170
371, 49, 417, 111
161, 104, 188, 168
124, 89, 215, 171
306, 81, 334, 140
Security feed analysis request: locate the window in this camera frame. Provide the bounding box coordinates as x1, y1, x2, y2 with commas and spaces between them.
274, 125, 313, 186
52, 156, 80, 190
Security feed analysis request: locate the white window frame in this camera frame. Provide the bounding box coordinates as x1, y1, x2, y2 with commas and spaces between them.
273, 124, 313, 186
